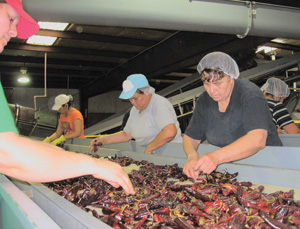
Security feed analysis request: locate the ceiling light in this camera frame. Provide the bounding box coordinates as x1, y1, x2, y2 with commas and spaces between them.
256, 46, 277, 54
27, 35, 57, 46
38, 22, 69, 31
18, 76, 30, 83
18, 65, 30, 84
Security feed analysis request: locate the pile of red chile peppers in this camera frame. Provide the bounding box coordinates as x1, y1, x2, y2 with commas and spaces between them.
44, 155, 300, 228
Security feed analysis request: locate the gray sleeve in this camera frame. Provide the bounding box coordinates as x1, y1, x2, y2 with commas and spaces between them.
123, 108, 133, 134
153, 100, 177, 129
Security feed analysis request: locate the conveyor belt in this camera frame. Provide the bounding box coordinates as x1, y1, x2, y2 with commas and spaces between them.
4, 141, 300, 228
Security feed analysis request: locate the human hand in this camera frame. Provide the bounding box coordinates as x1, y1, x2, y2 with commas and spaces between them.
183, 154, 200, 180
144, 146, 153, 154
50, 135, 66, 145
42, 137, 51, 143
93, 159, 135, 195
277, 127, 285, 134
89, 137, 103, 153
194, 152, 219, 174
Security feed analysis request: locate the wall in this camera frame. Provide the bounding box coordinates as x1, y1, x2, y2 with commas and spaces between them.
4, 87, 80, 113
88, 90, 131, 113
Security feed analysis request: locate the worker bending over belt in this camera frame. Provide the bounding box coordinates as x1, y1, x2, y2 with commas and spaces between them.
183, 52, 282, 179
43, 94, 84, 145
261, 77, 300, 134
90, 74, 182, 154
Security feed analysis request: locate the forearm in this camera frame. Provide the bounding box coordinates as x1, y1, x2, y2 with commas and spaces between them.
49, 132, 58, 141
64, 131, 80, 140
283, 123, 300, 134
183, 134, 201, 159
102, 131, 132, 145
211, 130, 267, 164
0, 133, 97, 182
146, 126, 176, 152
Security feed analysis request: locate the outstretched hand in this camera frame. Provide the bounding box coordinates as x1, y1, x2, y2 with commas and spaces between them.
93, 159, 135, 195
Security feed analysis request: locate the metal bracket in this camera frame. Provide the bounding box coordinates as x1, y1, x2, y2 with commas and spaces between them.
237, 1, 256, 39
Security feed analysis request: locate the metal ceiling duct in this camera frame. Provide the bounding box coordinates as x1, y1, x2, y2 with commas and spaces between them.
23, 0, 300, 39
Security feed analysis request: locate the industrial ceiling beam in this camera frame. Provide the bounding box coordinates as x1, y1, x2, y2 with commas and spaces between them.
36, 29, 157, 47
5, 43, 135, 58
0, 55, 116, 69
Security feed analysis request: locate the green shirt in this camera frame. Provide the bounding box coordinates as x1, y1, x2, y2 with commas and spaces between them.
0, 81, 18, 133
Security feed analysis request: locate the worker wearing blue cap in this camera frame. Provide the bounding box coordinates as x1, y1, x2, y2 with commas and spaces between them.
90, 74, 182, 154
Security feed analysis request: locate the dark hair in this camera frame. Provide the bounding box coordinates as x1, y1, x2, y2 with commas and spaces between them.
200, 68, 227, 83
137, 89, 144, 95
264, 92, 275, 99
63, 95, 73, 109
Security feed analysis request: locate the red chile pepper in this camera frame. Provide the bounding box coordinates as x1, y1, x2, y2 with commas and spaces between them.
140, 193, 160, 203
212, 200, 227, 212
174, 217, 195, 229
109, 206, 123, 213
289, 214, 300, 226
223, 183, 237, 193
153, 206, 170, 215
153, 214, 164, 222
113, 224, 121, 229
229, 214, 246, 229
245, 198, 267, 207
259, 210, 290, 229
185, 187, 211, 202
133, 216, 147, 229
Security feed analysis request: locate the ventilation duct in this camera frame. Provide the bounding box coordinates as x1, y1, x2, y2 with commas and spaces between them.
23, 0, 300, 39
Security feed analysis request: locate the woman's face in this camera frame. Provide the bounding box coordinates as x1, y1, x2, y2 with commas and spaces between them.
129, 91, 149, 112
57, 104, 68, 114
0, 3, 19, 53
203, 74, 234, 102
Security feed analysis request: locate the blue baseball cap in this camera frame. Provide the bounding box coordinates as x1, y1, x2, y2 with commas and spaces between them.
119, 74, 149, 99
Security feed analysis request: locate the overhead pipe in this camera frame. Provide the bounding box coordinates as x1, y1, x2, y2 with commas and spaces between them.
30, 53, 48, 137
33, 52, 47, 111
23, 0, 300, 39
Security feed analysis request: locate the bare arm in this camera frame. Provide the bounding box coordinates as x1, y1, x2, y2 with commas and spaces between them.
0, 132, 135, 194
64, 119, 83, 140
195, 129, 267, 174
182, 134, 201, 180
89, 131, 132, 152
49, 122, 64, 141
282, 123, 300, 134
144, 123, 177, 154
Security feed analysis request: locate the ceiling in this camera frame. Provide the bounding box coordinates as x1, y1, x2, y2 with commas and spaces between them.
1, 0, 300, 99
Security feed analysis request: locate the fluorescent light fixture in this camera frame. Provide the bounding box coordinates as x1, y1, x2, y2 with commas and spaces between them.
27, 35, 57, 46
256, 46, 277, 54
38, 22, 69, 31
18, 76, 30, 83
271, 38, 287, 43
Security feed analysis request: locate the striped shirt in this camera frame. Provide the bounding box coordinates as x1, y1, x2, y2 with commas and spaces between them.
266, 99, 294, 128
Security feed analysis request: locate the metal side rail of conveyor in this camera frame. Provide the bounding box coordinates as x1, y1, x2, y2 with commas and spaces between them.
0, 175, 60, 229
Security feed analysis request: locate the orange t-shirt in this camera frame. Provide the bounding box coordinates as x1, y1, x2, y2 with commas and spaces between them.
59, 108, 84, 138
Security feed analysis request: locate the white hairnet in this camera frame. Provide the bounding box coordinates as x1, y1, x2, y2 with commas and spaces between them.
261, 77, 290, 98
197, 52, 240, 79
